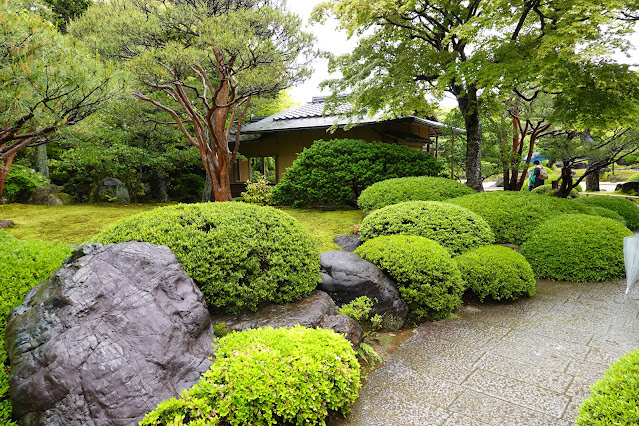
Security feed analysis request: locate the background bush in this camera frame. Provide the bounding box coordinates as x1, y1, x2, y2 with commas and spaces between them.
355, 235, 465, 321
448, 191, 598, 246
93, 203, 320, 312
0, 231, 71, 425
240, 177, 273, 205
455, 245, 536, 302
271, 139, 442, 207
576, 348, 639, 425
3, 166, 49, 203
140, 326, 361, 426
626, 171, 639, 181
359, 201, 494, 255
357, 176, 474, 213
531, 184, 580, 198
576, 195, 639, 230
521, 214, 632, 282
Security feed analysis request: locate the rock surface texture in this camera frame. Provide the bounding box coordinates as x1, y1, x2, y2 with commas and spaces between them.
333, 234, 362, 252
0, 219, 14, 229
615, 181, 639, 194
94, 178, 130, 203
5, 242, 215, 426
319, 251, 408, 330
213, 290, 364, 347
28, 184, 73, 206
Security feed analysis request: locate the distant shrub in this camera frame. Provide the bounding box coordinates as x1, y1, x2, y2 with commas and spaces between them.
239, 177, 273, 205
359, 201, 494, 255
448, 191, 596, 246
140, 326, 360, 426
271, 139, 442, 207
355, 235, 465, 321
0, 232, 72, 425
531, 184, 580, 198
455, 245, 536, 302
3, 166, 49, 203
576, 348, 639, 425
576, 196, 639, 230
521, 214, 632, 282
357, 176, 474, 213
627, 171, 639, 182
93, 203, 320, 312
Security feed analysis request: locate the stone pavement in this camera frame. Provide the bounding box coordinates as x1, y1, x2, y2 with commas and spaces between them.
333, 280, 639, 425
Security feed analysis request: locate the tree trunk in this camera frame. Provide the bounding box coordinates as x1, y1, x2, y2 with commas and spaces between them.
0, 151, 18, 203
34, 144, 50, 178
457, 87, 483, 192
585, 167, 600, 192
556, 161, 573, 198
152, 174, 169, 202
202, 175, 213, 203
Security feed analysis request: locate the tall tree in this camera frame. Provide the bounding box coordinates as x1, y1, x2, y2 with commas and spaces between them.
71, 0, 315, 202
0, 3, 121, 202
314, 0, 638, 191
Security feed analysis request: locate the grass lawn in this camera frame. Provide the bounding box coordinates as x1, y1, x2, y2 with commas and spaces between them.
0, 203, 364, 251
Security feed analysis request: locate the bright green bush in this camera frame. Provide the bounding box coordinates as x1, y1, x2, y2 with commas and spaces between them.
358, 201, 494, 255
521, 214, 632, 282
627, 171, 639, 182
576, 348, 639, 425
93, 203, 320, 312
271, 139, 442, 207
140, 326, 361, 426
240, 177, 273, 205
357, 176, 474, 213
576, 195, 639, 230
355, 235, 465, 321
3, 166, 49, 203
531, 184, 580, 198
448, 191, 596, 246
0, 231, 72, 425
587, 206, 627, 226
338, 296, 382, 331
455, 245, 536, 302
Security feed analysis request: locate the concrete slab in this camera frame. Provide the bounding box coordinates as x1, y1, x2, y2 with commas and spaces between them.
331, 280, 639, 425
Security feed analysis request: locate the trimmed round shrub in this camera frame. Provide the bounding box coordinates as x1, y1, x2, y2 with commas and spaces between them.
357, 176, 475, 213
576, 348, 639, 425
448, 191, 597, 246
587, 206, 627, 226
354, 235, 465, 321
627, 171, 639, 182
358, 201, 494, 255
455, 245, 536, 302
521, 214, 632, 282
140, 326, 361, 426
271, 139, 442, 207
531, 184, 580, 198
93, 203, 320, 312
576, 195, 639, 230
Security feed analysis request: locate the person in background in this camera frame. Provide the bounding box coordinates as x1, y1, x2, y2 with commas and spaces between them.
528, 160, 545, 190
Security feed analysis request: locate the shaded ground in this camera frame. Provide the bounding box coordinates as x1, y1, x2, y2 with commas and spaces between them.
332, 280, 639, 425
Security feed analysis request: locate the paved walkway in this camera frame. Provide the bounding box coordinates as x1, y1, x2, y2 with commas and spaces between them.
334, 280, 639, 425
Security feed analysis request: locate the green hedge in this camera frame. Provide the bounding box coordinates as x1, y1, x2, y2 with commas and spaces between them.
576, 196, 639, 231
140, 326, 361, 426
357, 176, 474, 213
521, 214, 632, 282
455, 245, 536, 302
0, 231, 72, 425
531, 184, 580, 198
576, 348, 639, 425
271, 139, 442, 207
358, 201, 494, 255
587, 206, 627, 226
355, 235, 465, 321
447, 191, 596, 246
93, 203, 320, 312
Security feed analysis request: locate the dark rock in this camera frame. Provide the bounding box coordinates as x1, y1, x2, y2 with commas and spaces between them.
616, 181, 639, 194
319, 251, 408, 331
319, 314, 363, 348
573, 162, 588, 169
333, 234, 362, 252
6, 242, 215, 426
0, 219, 14, 229
95, 178, 130, 203
28, 184, 66, 205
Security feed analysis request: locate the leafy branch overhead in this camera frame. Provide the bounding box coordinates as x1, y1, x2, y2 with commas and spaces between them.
71, 0, 316, 201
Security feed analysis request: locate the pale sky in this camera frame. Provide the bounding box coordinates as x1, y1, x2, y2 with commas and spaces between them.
286, 1, 639, 110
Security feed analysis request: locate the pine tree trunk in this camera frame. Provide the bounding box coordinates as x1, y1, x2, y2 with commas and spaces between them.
202, 176, 213, 203
152, 174, 168, 202
457, 87, 483, 192
585, 169, 600, 192
34, 144, 49, 179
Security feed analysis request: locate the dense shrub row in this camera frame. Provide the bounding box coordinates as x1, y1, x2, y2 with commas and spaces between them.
576, 195, 639, 230
359, 201, 494, 255
141, 326, 360, 426
93, 203, 320, 313
357, 176, 474, 213
355, 235, 466, 321
576, 348, 639, 425
447, 191, 596, 245
521, 214, 632, 282
455, 245, 536, 302
0, 232, 71, 425
271, 139, 442, 207
531, 184, 580, 198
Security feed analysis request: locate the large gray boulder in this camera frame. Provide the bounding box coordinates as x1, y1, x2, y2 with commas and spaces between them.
333, 234, 362, 252
28, 184, 73, 206
616, 181, 639, 194
212, 290, 364, 347
5, 242, 215, 426
94, 178, 130, 203
319, 251, 408, 331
